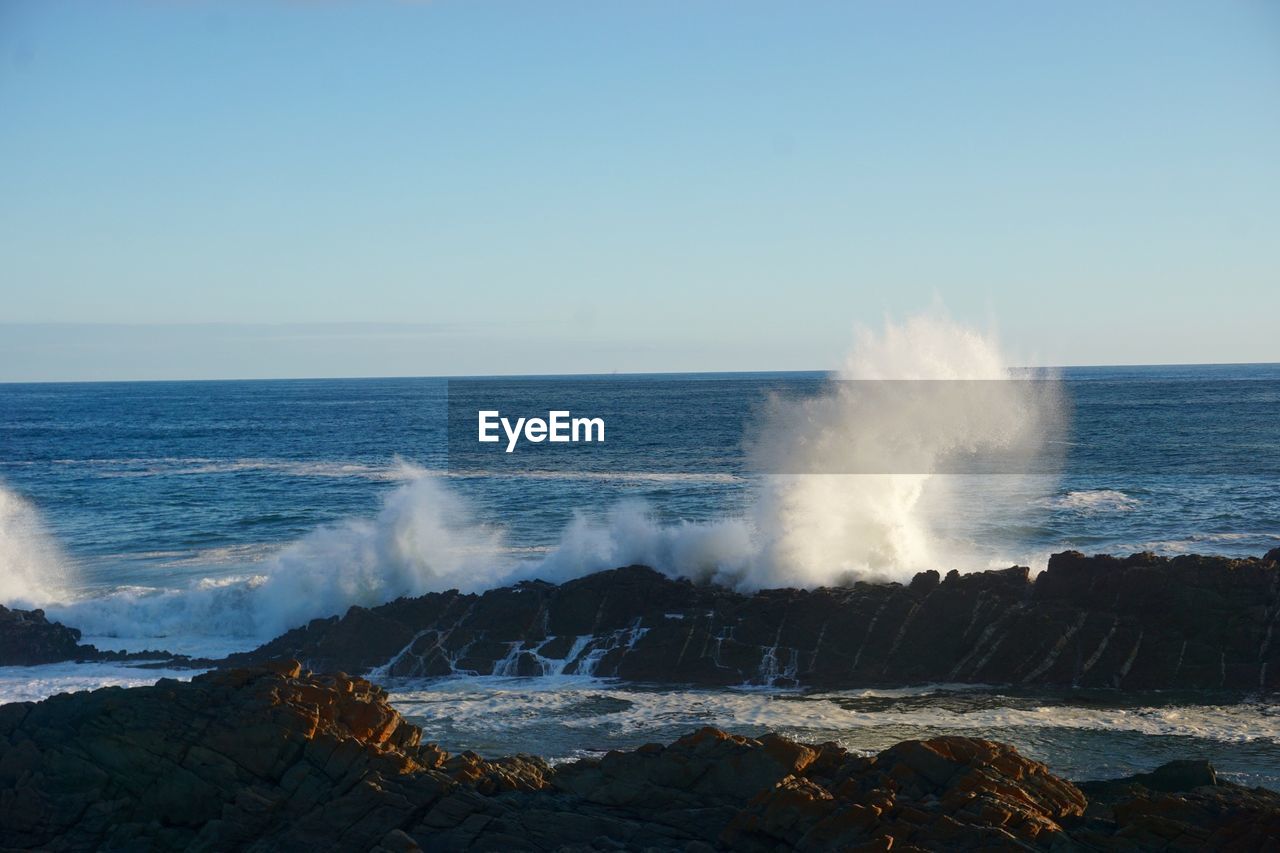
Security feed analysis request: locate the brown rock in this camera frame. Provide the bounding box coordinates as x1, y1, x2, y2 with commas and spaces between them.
1, 664, 1276, 851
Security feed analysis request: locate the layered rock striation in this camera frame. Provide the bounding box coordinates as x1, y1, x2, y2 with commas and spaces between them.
229, 550, 1280, 690
0, 663, 1274, 851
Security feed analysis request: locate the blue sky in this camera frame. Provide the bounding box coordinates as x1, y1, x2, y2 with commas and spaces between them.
1, 0, 1277, 380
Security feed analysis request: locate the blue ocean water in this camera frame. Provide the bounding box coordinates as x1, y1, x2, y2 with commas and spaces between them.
2, 365, 1277, 599
1, 364, 1279, 788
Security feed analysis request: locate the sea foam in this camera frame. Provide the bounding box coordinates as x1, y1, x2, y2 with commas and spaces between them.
0, 485, 73, 608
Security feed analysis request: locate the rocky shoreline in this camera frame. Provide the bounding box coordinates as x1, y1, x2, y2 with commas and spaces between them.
0, 661, 1275, 851
5, 549, 1280, 692
228, 549, 1280, 691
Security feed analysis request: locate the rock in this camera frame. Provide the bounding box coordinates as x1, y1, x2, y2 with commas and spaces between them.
0, 661, 539, 850
1, 664, 1276, 851
1077, 759, 1220, 809
1134, 759, 1219, 793
0, 605, 85, 665
1076, 761, 1279, 851
224, 551, 1280, 691
14, 548, 1280, 690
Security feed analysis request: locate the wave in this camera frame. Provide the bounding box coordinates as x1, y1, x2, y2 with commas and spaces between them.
3, 309, 1066, 650
1115, 532, 1280, 554
32, 475, 511, 643
381, 680, 1280, 788
0, 485, 74, 608
70, 457, 416, 482
0, 661, 203, 705
1040, 489, 1140, 513
34, 481, 747, 646
29, 457, 746, 486
92, 544, 279, 570
383, 680, 1280, 747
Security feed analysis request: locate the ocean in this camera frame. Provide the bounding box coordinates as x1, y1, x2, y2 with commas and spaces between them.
1, 364, 1278, 788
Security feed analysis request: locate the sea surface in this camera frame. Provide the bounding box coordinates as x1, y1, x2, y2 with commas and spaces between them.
1, 364, 1278, 787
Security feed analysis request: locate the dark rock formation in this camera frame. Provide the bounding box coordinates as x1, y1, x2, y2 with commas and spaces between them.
1, 663, 1274, 851
228, 550, 1280, 690
1076, 765, 1280, 850
9, 549, 1279, 690
0, 605, 88, 666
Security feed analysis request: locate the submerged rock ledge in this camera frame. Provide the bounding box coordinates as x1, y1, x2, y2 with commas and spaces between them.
1, 662, 1275, 851
228, 549, 1280, 690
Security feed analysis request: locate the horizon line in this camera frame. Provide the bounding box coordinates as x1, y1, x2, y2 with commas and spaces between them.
3, 361, 1279, 386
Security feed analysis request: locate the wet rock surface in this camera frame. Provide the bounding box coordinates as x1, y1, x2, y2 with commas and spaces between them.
0, 605, 85, 666
8, 549, 1279, 692
228, 550, 1280, 690
0, 663, 1274, 851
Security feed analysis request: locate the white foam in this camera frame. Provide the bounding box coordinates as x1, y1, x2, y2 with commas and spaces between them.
43, 576, 265, 655
382, 680, 1280, 746
0, 484, 74, 607
75, 456, 743, 486
79, 632, 255, 659
534, 500, 756, 588
88, 457, 415, 482
530, 310, 1062, 589
1041, 490, 1139, 513
39, 473, 512, 644
741, 313, 1059, 587
0, 661, 203, 705
1115, 532, 1280, 555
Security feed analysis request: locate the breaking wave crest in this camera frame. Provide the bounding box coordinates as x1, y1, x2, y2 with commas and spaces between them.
0, 485, 73, 608
1042, 490, 1140, 513
36, 476, 511, 643
534, 311, 1059, 589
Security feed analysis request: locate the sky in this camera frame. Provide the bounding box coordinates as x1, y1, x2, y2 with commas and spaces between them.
1, 0, 1278, 381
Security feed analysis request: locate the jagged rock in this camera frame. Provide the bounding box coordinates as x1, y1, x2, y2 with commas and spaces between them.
12, 549, 1280, 689
0, 660, 549, 851
0, 605, 85, 665
1076, 760, 1280, 850
1, 665, 1274, 851
226, 550, 1280, 690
